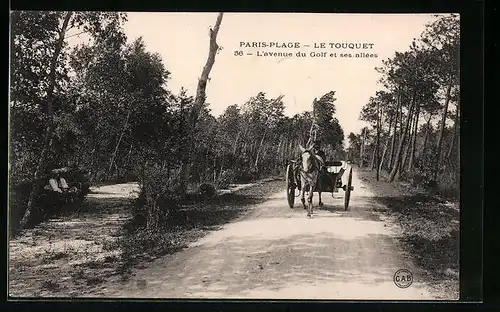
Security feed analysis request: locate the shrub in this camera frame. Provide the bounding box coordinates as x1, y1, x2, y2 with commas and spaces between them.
216, 169, 236, 189
437, 169, 460, 199
398, 170, 411, 182
414, 147, 439, 189
233, 168, 253, 182
132, 166, 182, 231
199, 183, 216, 199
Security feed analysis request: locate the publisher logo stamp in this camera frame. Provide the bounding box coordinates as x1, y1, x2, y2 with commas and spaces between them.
394, 269, 413, 288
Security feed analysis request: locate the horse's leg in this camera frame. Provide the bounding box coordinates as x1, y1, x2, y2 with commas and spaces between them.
300, 178, 306, 209
316, 173, 323, 207
307, 184, 314, 217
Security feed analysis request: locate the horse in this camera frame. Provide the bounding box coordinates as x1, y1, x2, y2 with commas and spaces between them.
297, 144, 324, 217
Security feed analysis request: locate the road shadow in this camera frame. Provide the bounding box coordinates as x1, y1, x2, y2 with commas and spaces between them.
167, 194, 262, 230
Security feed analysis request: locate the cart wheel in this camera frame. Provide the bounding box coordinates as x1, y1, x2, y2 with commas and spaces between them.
286, 164, 295, 208
344, 167, 353, 211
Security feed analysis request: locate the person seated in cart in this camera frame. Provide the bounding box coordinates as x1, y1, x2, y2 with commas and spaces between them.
311, 140, 330, 186
305, 140, 347, 192
311, 140, 326, 166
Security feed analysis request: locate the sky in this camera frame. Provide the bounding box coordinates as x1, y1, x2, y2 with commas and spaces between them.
72, 13, 441, 136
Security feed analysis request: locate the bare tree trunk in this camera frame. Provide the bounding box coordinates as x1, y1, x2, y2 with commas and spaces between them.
388, 93, 401, 170
447, 101, 460, 161
421, 112, 433, 156
359, 129, 365, 168
379, 137, 389, 173
87, 143, 98, 182
389, 90, 416, 182
376, 102, 381, 181
254, 129, 267, 168
280, 136, 287, 165
20, 12, 73, 229
445, 102, 460, 170
434, 73, 453, 181
232, 130, 241, 154
379, 114, 393, 172
242, 142, 248, 155
401, 106, 416, 176
408, 103, 420, 172
283, 137, 288, 161
393, 93, 405, 172
107, 109, 131, 180
218, 151, 225, 178
191, 13, 224, 129
399, 96, 404, 139
276, 138, 283, 165
180, 13, 223, 191
122, 143, 134, 181
370, 141, 376, 170
213, 158, 217, 183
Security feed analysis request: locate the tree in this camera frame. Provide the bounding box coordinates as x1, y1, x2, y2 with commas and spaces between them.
17, 11, 73, 228
357, 13, 459, 194
420, 14, 459, 180
312, 91, 344, 152
347, 132, 360, 163
180, 12, 224, 192
11, 11, 128, 229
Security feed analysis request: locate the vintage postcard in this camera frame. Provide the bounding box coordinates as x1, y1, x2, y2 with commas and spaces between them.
9, 12, 460, 300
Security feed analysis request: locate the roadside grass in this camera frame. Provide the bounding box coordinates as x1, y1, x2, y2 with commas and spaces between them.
357, 168, 459, 299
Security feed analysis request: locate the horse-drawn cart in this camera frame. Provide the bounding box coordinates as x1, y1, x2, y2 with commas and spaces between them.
286, 160, 354, 211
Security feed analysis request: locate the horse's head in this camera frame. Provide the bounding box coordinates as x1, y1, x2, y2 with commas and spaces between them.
299, 144, 318, 173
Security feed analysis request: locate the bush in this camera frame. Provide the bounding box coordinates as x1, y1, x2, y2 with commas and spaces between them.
199, 183, 216, 199
132, 167, 182, 231
216, 169, 236, 189
437, 169, 460, 199
234, 169, 253, 182
409, 172, 437, 189
234, 166, 261, 182
413, 147, 439, 189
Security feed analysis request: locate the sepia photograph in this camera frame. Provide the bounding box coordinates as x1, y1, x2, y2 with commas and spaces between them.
8, 12, 460, 300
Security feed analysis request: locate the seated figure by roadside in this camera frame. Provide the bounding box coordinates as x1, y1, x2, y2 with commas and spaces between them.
44, 168, 78, 195
46, 175, 62, 193
65, 161, 91, 195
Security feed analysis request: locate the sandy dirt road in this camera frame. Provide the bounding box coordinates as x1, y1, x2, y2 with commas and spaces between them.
96, 166, 438, 300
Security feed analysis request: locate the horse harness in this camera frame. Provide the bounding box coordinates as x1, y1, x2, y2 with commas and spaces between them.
299, 150, 321, 175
